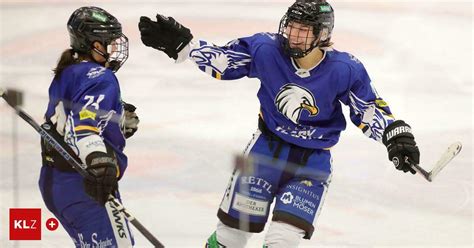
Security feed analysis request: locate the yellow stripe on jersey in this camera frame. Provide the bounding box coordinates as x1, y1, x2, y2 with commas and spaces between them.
74, 125, 99, 133
358, 123, 366, 130
215, 72, 222, 80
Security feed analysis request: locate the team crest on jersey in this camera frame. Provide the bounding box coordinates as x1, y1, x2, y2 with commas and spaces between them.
275, 84, 319, 125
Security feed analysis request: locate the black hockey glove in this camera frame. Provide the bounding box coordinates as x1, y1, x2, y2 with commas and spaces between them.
138, 14, 193, 60
122, 101, 139, 139
382, 120, 420, 174
83, 152, 118, 205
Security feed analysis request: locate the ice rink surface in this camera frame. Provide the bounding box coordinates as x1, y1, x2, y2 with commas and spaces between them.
0, 0, 472, 247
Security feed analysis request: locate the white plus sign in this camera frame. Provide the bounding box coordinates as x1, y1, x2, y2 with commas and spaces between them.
48, 220, 56, 228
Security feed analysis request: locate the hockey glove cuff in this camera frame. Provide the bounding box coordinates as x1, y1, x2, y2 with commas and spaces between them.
382, 120, 420, 174
83, 152, 118, 205
175, 41, 193, 63
122, 101, 139, 139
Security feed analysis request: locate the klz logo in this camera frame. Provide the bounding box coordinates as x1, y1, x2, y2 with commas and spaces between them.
9, 208, 41, 240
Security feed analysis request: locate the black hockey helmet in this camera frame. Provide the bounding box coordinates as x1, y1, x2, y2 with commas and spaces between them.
67, 6, 128, 72
278, 0, 335, 58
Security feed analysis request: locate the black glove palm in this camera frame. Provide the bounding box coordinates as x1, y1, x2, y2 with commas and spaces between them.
382, 120, 420, 174
138, 14, 193, 59
83, 152, 118, 205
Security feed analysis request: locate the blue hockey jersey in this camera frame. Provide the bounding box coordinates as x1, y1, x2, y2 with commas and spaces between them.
44, 61, 128, 177
186, 33, 395, 149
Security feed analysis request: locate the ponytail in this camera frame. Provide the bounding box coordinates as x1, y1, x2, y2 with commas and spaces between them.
53, 49, 79, 78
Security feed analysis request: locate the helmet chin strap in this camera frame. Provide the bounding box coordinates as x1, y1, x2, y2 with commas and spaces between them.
91, 45, 109, 66
287, 37, 319, 59
299, 32, 323, 58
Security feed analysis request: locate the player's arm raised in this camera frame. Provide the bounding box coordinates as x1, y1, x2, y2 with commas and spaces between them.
138, 14, 192, 60
138, 14, 253, 80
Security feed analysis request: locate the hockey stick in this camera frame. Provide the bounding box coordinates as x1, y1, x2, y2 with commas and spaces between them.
410, 142, 462, 182
0, 88, 165, 248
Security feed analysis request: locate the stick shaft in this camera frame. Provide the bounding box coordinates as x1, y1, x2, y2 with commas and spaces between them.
109, 198, 165, 247
412, 164, 432, 182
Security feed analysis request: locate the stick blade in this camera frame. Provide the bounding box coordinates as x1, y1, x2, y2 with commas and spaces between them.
428, 142, 463, 181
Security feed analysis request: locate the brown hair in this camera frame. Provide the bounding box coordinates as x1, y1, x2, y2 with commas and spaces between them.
53, 49, 76, 78
52, 49, 90, 79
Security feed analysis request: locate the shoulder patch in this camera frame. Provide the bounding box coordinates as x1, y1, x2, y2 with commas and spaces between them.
348, 53, 361, 64
86, 67, 107, 79
260, 32, 277, 41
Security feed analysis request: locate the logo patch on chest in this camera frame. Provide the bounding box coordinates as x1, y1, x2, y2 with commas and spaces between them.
275, 83, 319, 125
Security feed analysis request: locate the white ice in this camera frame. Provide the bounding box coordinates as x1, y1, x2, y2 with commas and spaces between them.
0, 0, 472, 247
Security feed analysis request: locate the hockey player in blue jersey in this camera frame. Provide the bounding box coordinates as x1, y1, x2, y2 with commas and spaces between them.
139, 0, 420, 247
39, 6, 138, 247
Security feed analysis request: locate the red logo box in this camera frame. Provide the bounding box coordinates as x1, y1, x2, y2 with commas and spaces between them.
9, 208, 41, 240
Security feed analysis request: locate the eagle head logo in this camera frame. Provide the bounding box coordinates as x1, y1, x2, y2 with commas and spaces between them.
275, 84, 319, 125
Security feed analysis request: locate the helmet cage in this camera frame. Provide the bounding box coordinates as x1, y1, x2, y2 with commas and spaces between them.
105, 34, 129, 72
